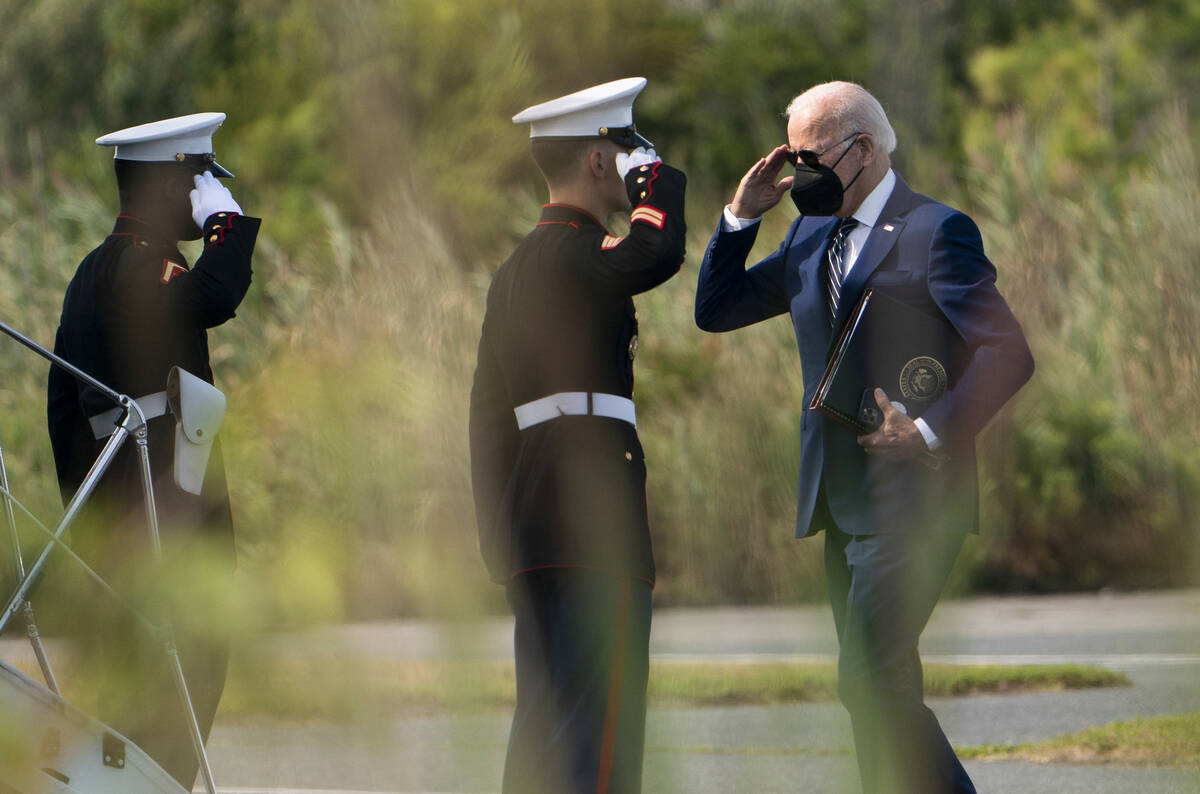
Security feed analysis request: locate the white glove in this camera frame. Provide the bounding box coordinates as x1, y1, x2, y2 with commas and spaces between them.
190, 171, 243, 229
615, 147, 660, 180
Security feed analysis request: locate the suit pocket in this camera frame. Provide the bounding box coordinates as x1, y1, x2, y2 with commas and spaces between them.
868, 270, 917, 288
868, 270, 927, 305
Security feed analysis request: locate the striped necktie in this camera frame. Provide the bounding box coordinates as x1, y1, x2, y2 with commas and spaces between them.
826, 217, 859, 326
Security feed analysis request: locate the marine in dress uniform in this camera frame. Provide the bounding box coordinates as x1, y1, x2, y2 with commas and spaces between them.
469, 78, 687, 794
46, 113, 259, 789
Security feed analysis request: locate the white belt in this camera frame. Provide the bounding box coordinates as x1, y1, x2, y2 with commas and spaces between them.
88, 391, 169, 440
513, 392, 636, 430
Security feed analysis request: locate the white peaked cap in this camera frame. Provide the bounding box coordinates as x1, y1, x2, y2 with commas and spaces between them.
96, 112, 232, 175
513, 77, 650, 144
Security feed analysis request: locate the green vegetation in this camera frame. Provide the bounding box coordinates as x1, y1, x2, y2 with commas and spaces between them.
961, 713, 1200, 767
213, 659, 1125, 720
0, 0, 1198, 620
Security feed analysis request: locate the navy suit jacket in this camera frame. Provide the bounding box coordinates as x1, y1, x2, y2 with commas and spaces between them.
695, 175, 1033, 538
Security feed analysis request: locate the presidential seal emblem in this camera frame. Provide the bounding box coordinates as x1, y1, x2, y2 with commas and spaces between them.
899, 356, 947, 402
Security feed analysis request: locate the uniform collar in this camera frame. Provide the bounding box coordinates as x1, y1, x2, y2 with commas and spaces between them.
111, 214, 176, 242
537, 203, 607, 231
111, 215, 183, 260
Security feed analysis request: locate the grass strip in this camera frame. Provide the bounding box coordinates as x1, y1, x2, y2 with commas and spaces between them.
216, 658, 1127, 720
648, 662, 1126, 707
961, 713, 1200, 767
647, 745, 853, 757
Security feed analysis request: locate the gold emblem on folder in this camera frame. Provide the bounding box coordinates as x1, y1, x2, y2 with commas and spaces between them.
899, 356, 947, 401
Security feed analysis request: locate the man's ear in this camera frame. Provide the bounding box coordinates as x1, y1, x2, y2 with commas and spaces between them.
857, 135, 876, 168
586, 145, 609, 178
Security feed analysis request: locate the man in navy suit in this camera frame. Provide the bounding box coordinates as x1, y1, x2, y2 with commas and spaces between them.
695, 81, 1033, 793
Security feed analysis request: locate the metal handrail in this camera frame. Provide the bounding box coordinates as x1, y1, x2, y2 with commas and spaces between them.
0, 319, 218, 794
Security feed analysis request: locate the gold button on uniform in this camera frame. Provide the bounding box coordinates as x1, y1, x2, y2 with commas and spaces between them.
625, 451, 633, 461
208, 235, 218, 242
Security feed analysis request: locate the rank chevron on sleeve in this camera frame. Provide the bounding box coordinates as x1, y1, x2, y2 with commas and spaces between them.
630, 206, 666, 229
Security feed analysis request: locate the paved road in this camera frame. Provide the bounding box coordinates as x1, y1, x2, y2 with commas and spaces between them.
5, 590, 1200, 792
200, 590, 1200, 793
257, 588, 1200, 663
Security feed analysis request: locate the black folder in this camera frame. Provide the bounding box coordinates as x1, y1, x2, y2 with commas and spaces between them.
809, 288, 967, 437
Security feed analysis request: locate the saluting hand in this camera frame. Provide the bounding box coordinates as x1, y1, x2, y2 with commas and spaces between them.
616, 147, 660, 180
190, 171, 243, 229
857, 388, 927, 461
730, 145, 795, 220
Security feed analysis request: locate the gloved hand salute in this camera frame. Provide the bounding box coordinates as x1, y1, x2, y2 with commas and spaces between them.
190, 171, 243, 229
615, 146, 660, 180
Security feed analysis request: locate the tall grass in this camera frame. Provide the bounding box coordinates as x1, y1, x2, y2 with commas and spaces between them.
965, 105, 1200, 590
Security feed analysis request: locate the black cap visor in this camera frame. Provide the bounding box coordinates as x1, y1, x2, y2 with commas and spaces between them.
176, 152, 235, 178
598, 125, 654, 150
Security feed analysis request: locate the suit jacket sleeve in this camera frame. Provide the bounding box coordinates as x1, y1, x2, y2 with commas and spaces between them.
586, 163, 687, 296
919, 211, 1034, 446
694, 216, 794, 332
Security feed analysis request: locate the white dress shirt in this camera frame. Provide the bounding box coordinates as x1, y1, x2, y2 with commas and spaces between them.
721, 169, 941, 450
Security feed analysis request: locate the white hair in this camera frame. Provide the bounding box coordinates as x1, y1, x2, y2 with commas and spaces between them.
784, 81, 897, 154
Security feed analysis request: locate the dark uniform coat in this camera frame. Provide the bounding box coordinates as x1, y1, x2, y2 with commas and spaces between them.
48, 212, 258, 549
45, 209, 258, 786
470, 163, 687, 586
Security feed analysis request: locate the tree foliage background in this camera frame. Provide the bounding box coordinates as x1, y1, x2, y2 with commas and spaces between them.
1, 0, 1198, 622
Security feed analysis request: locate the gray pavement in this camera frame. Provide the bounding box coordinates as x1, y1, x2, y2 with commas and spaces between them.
202, 666, 1200, 792
256, 588, 1200, 664
202, 590, 1200, 793
6, 590, 1200, 792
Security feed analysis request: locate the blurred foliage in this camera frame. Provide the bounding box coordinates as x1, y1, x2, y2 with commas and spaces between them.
0, 0, 1198, 626
965, 1, 1187, 187
968, 103, 1200, 591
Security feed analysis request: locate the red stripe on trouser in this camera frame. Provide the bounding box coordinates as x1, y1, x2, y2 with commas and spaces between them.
595, 579, 632, 794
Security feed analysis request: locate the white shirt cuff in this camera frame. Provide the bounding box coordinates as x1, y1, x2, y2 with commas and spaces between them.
913, 417, 941, 451
722, 205, 762, 232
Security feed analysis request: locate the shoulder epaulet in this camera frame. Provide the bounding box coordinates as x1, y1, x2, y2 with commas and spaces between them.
110, 232, 152, 252
111, 234, 188, 285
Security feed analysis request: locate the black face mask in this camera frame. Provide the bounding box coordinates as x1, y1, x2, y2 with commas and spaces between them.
789, 134, 864, 217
